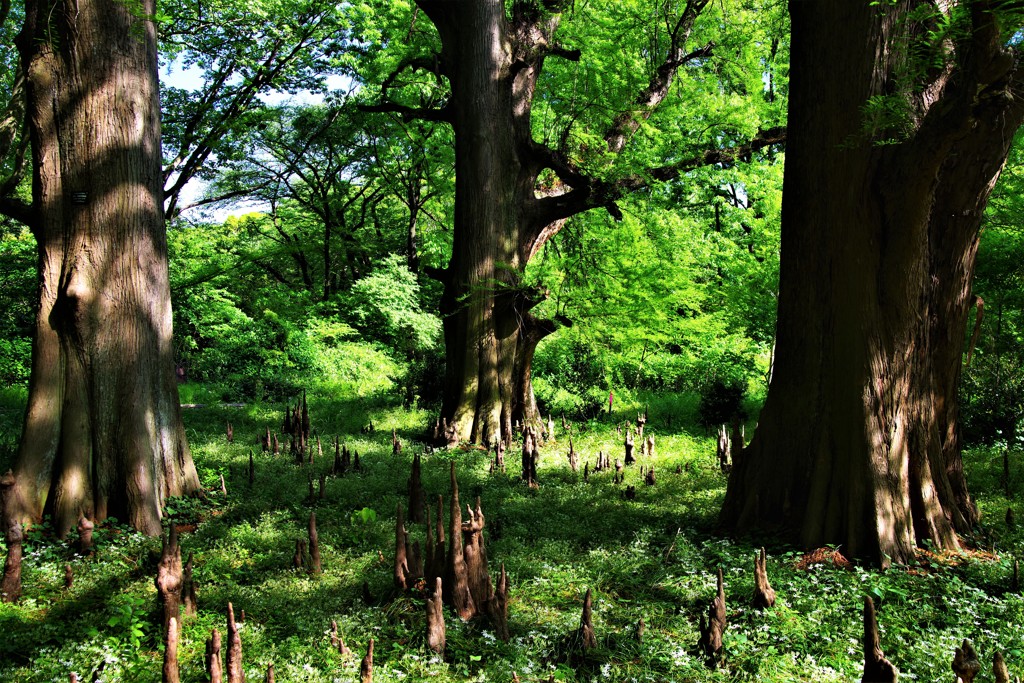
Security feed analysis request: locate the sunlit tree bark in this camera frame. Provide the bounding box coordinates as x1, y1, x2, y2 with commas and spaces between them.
8, 0, 201, 536
721, 0, 1024, 565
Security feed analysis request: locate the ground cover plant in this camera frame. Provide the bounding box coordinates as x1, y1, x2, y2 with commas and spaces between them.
1, 389, 1023, 682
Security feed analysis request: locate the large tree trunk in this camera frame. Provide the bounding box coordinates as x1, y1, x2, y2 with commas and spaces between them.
9, 0, 202, 536
720, 1, 1024, 566
429, 0, 553, 446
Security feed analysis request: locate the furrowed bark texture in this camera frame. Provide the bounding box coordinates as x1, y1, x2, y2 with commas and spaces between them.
720, 1, 1024, 565
409, 0, 725, 445
11, 0, 201, 535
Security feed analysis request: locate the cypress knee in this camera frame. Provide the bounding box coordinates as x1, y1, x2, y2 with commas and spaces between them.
426, 577, 445, 654
226, 602, 244, 683
862, 596, 897, 683
752, 548, 776, 609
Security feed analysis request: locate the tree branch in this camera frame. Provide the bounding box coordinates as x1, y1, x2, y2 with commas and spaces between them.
358, 101, 453, 123
0, 196, 33, 227
605, 0, 713, 153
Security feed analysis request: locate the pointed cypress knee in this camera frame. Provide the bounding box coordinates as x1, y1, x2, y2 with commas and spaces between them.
226, 421, 234, 443
248, 451, 255, 486
445, 464, 475, 619
206, 628, 223, 683
752, 548, 776, 609
862, 596, 897, 682
463, 496, 490, 610
486, 563, 511, 641
264, 663, 274, 683
577, 588, 597, 650
1012, 558, 1020, 593
431, 498, 446, 593
308, 511, 322, 575
993, 652, 1012, 683
64, 563, 73, 590
698, 567, 726, 665
294, 539, 307, 571
226, 602, 244, 683
183, 552, 198, 615
163, 617, 180, 683
394, 503, 409, 590
360, 639, 374, 683
426, 577, 445, 654
952, 640, 981, 683
156, 528, 183, 632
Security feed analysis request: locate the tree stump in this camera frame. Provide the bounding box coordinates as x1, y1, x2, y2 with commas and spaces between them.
446, 464, 476, 619
308, 511, 322, 575
272, 433, 280, 456
394, 503, 409, 590
183, 552, 198, 616
206, 629, 223, 683
360, 639, 374, 683
163, 617, 180, 683
623, 485, 636, 500
644, 467, 656, 486
698, 567, 726, 664
645, 434, 655, 459
392, 428, 402, 456
156, 527, 183, 632
408, 453, 426, 524
624, 431, 635, 466
567, 436, 578, 473
64, 564, 73, 590
637, 409, 647, 439
862, 596, 897, 682
426, 577, 445, 654
77, 516, 94, 555
226, 422, 234, 444
752, 548, 776, 609
953, 640, 981, 683
226, 602, 243, 683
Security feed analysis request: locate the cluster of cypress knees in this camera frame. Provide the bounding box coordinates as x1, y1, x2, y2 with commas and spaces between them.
3, 396, 1023, 682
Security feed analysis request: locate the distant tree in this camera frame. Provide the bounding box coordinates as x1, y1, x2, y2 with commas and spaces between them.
721, 1, 1024, 565
365, 0, 785, 444
5, 0, 201, 535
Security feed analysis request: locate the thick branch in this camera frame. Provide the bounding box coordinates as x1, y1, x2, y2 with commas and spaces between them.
530, 125, 787, 230
0, 196, 32, 227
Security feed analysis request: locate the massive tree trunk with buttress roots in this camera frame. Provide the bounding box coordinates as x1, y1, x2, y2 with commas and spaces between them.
376, 0, 783, 446
721, 0, 1024, 566
7, 0, 201, 536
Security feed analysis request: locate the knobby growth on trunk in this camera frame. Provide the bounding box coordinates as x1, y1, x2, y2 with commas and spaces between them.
8, 0, 202, 535
721, 0, 1024, 566
366, 0, 783, 446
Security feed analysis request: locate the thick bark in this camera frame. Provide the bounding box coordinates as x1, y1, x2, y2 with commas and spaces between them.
720, 1, 1024, 566
10, 0, 201, 536
414, 0, 727, 445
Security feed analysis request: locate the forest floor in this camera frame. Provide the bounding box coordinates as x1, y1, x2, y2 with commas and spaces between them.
1, 388, 1023, 682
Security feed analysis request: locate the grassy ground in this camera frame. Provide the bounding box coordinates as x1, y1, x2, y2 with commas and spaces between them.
1, 388, 1023, 681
